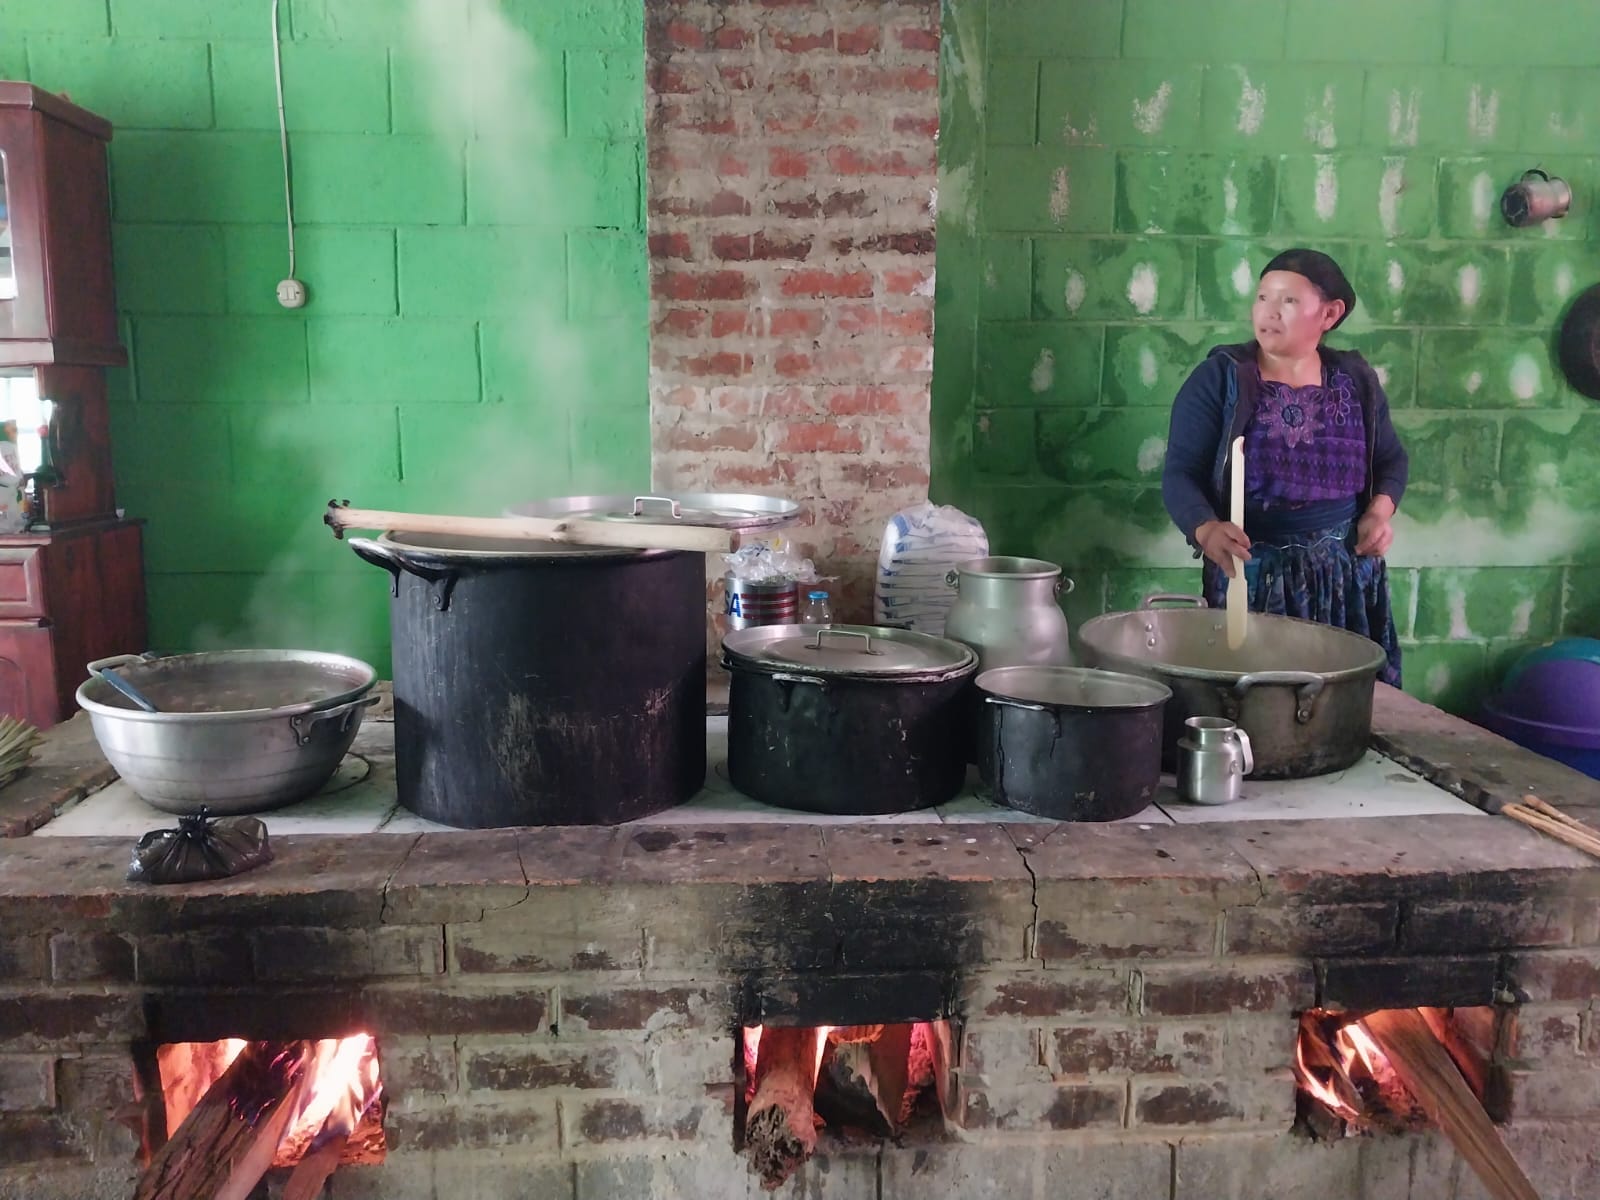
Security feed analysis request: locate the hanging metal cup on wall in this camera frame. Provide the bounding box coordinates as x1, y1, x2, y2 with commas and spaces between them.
1501, 169, 1571, 227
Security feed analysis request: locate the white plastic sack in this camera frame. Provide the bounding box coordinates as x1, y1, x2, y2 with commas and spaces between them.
873, 502, 989, 636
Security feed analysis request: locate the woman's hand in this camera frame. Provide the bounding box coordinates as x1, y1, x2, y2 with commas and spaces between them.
1194, 520, 1252, 577
1355, 495, 1396, 557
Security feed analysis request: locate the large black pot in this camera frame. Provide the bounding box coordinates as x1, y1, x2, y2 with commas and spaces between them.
721, 624, 977, 814
350, 532, 706, 827
977, 666, 1170, 821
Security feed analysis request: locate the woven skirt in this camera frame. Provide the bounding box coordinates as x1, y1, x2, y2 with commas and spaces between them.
1201, 520, 1402, 687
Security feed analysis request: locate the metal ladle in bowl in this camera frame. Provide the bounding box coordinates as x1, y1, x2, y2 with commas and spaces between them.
87, 657, 162, 713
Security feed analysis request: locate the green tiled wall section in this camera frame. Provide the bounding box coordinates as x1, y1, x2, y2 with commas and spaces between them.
6, 0, 648, 675
934, 0, 1600, 715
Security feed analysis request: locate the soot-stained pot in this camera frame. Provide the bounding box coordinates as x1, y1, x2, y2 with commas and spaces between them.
977, 665, 1170, 821
350, 531, 707, 828
1077, 595, 1385, 780
721, 624, 977, 814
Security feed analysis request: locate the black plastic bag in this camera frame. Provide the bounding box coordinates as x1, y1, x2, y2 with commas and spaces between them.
127, 809, 274, 884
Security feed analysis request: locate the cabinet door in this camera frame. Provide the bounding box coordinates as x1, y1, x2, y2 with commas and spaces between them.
0, 619, 58, 729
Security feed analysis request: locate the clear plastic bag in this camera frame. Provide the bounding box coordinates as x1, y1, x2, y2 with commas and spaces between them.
127, 809, 274, 885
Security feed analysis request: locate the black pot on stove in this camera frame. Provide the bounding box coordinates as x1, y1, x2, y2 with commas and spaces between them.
721, 623, 978, 814
349, 531, 707, 828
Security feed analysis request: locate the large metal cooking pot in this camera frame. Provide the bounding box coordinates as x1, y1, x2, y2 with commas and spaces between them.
721, 624, 977, 814
75, 650, 378, 815
1076, 595, 1386, 779
351, 531, 706, 828
977, 666, 1170, 821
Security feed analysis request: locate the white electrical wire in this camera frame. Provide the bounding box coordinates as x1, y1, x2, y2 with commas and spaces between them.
270, 0, 296, 280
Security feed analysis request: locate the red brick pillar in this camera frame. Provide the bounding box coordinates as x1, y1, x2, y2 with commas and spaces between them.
644, 0, 940, 628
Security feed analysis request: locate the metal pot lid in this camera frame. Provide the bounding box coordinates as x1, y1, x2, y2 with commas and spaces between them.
977, 665, 1171, 709
505, 492, 801, 531
723, 623, 977, 680
377, 530, 652, 561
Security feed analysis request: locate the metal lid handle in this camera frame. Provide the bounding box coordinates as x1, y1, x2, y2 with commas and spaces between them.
1141, 593, 1206, 608
807, 628, 883, 656
631, 495, 684, 520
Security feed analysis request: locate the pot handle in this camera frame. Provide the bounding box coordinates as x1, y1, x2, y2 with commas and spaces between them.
289, 694, 381, 747
984, 695, 1048, 712
1234, 671, 1325, 724
945, 569, 960, 590
1055, 576, 1076, 598
1232, 727, 1255, 776
347, 537, 460, 610
1141, 593, 1206, 609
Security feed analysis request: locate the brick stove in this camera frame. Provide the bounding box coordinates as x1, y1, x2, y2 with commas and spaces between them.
2, 689, 1600, 1198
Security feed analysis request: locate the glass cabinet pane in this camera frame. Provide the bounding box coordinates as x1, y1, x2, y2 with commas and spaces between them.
0, 151, 13, 302
0, 369, 47, 478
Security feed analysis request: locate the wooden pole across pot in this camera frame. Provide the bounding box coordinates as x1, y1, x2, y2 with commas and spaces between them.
323, 501, 733, 555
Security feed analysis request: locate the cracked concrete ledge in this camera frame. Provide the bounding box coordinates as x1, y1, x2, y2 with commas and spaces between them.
1, 685, 1597, 935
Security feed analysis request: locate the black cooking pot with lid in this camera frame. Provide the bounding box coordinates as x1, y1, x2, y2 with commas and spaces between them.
721, 623, 978, 814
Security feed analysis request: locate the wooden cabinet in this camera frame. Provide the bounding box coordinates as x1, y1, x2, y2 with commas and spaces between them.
0, 82, 144, 728
0, 84, 123, 366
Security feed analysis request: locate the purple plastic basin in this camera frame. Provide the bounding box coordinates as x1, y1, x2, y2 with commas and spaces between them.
1481, 658, 1600, 780
1491, 658, 1600, 729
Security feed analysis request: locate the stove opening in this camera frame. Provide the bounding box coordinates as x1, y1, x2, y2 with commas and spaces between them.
143, 1036, 385, 1195
736, 1021, 953, 1190
1293, 1006, 1508, 1139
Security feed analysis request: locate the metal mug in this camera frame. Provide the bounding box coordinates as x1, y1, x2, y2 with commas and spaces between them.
1501, 169, 1571, 227
1176, 716, 1254, 806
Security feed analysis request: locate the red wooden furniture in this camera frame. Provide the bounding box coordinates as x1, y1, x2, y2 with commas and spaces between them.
0, 83, 145, 728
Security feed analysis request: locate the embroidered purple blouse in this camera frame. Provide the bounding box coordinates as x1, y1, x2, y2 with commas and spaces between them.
1243, 368, 1367, 508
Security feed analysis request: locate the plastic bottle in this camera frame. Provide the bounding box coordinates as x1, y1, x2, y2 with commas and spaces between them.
800, 589, 833, 624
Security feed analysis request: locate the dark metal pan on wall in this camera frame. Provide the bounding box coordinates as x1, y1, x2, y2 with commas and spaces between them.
1558, 283, 1600, 401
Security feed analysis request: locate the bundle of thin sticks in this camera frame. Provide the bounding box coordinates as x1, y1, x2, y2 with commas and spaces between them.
0, 715, 40, 790
1502, 794, 1600, 860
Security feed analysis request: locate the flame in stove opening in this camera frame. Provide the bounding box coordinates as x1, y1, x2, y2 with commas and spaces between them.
289, 1035, 383, 1150
1294, 1014, 1400, 1124
157, 1034, 382, 1164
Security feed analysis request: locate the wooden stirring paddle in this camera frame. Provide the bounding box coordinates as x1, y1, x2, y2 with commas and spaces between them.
323, 501, 734, 555
1226, 435, 1248, 650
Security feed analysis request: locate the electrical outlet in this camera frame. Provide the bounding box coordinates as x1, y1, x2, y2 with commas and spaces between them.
276, 278, 308, 309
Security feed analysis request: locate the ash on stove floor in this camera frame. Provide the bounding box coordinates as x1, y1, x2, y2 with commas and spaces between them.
32, 715, 1480, 838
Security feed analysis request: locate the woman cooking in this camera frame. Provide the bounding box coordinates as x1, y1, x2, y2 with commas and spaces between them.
1160, 248, 1407, 686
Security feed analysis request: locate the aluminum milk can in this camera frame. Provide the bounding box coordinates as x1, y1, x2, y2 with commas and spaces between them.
944, 556, 1074, 672
1177, 716, 1254, 805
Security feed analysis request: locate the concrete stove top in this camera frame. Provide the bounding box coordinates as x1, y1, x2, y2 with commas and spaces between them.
29, 712, 1478, 838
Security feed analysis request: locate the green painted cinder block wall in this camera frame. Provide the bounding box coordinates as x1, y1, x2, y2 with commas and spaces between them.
4, 0, 648, 676
933, 0, 1600, 715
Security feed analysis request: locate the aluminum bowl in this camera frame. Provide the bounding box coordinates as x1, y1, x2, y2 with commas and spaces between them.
75, 650, 378, 815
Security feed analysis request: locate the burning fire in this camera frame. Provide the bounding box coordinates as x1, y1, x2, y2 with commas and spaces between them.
1294, 1016, 1389, 1122
157, 1034, 383, 1166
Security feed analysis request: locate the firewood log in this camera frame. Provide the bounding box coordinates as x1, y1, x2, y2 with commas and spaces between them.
1359, 1010, 1539, 1200
744, 1025, 823, 1191
134, 1041, 315, 1200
